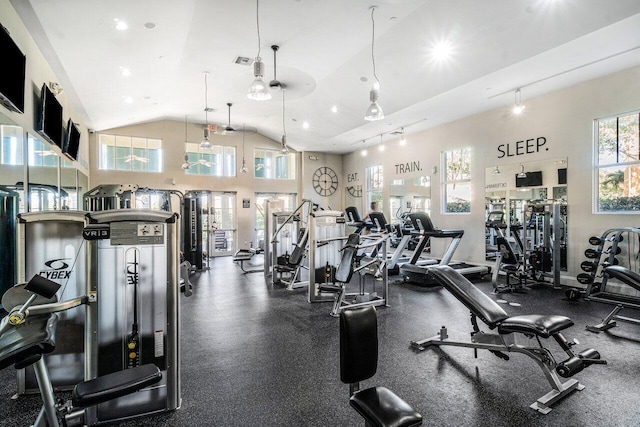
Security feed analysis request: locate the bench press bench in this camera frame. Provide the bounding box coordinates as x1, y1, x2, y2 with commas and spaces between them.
411, 265, 605, 414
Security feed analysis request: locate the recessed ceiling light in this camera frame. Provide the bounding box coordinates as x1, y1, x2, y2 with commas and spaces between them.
379, 145, 385, 152
431, 39, 453, 62
144, 22, 156, 29
331, 105, 338, 113
361, 149, 368, 157
120, 67, 131, 76
114, 19, 128, 31
124, 96, 134, 104
302, 121, 310, 129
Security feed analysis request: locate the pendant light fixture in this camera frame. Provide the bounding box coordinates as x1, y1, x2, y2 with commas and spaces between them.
399, 127, 407, 145
247, 0, 271, 101
201, 72, 213, 150
182, 115, 191, 169
512, 88, 525, 115
241, 124, 249, 173
280, 89, 289, 154
517, 163, 527, 178
364, 6, 384, 121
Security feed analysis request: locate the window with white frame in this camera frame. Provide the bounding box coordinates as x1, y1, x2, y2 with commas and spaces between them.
366, 164, 383, 213
443, 147, 471, 213
1, 125, 24, 166
595, 111, 640, 212
185, 143, 236, 177
254, 148, 296, 179
98, 134, 162, 172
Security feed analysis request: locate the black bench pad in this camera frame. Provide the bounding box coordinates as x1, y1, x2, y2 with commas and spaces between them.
498, 315, 574, 338
350, 386, 423, 427
604, 266, 640, 292
429, 265, 509, 328
0, 314, 57, 370
72, 364, 162, 408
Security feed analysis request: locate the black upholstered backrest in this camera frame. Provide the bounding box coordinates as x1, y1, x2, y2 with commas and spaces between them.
340, 306, 378, 384
0, 314, 57, 370
429, 266, 509, 329
336, 234, 359, 283
604, 266, 640, 292
497, 236, 519, 266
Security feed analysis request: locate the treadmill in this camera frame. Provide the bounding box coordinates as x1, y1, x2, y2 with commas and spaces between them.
400, 212, 490, 286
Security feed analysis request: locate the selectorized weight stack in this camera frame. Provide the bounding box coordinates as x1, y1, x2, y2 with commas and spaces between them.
84, 209, 181, 424
308, 210, 346, 303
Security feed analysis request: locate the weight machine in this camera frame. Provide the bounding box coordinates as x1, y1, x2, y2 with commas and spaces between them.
270, 199, 313, 290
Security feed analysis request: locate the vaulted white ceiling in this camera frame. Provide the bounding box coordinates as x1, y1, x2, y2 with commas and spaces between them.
10, 0, 640, 153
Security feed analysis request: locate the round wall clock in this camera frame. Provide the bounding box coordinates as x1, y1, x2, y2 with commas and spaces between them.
312, 166, 338, 196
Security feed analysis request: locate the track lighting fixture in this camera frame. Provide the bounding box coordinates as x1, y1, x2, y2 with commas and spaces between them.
181, 153, 190, 170
364, 7, 384, 121
247, 0, 271, 101
512, 88, 525, 115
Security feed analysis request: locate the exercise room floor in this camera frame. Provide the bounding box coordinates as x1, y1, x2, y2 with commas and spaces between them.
1, 257, 639, 426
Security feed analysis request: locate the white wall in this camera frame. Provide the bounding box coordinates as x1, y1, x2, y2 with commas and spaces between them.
89, 121, 343, 251
0, 1, 89, 174
343, 65, 640, 286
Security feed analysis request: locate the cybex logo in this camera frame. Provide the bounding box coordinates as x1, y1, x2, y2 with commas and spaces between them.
40, 258, 72, 280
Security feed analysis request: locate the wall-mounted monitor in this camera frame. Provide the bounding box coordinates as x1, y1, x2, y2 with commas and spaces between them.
0, 24, 26, 114
558, 168, 567, 185
515, 171, 543, 188
37, 83, 64, 149
63, 118, 80, 160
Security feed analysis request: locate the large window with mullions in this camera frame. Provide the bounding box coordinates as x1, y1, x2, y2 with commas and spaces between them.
595, 110, 640, 212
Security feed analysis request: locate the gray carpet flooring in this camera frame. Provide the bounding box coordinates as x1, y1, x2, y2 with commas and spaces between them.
1, 257, 639, 426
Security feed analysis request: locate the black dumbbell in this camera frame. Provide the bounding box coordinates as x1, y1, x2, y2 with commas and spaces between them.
581, 261, 598, 272
604, 246, 622, 255
565, 288, 582, 301
588, 236, 603, 246
577, 273, 594, 284
584, 248, 600, 259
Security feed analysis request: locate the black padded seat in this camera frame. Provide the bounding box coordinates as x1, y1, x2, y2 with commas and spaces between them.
604, 266, 640, 292
428, 266, 508, 328
350, 386, 423, 427
0, 314, 57, 370
72, 364, 162, 407
498, 315, 574, 338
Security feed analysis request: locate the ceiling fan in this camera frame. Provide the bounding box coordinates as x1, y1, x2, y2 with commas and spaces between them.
117, 154, 149, 163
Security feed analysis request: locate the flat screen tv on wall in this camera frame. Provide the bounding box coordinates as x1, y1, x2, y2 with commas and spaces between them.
0, 24, 26, 114
37, 83, 64, 149
515, 171, 543, 188
63, 118, 81, 160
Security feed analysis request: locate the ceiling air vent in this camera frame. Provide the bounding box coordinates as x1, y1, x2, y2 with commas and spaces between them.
234, 56, 253, 66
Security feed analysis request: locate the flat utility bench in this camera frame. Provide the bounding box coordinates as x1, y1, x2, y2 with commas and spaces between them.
586, 265, 640, 333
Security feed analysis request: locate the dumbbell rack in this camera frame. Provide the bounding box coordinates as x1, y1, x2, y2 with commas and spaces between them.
577, 227, 640, 295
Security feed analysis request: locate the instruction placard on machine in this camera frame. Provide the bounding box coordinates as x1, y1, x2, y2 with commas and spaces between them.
110, 222, 164, 245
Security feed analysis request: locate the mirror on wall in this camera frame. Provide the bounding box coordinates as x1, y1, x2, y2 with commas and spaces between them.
485, 157, 568, 269
27, 132, 60, 211
389, 176, 431, 223
60, 157, 77, 209
78, 171, 89, 209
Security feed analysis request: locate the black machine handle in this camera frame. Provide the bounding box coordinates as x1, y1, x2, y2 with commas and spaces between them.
25, 274, 61, 299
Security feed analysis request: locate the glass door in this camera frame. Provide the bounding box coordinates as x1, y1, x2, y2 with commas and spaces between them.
211, 192, 236, 256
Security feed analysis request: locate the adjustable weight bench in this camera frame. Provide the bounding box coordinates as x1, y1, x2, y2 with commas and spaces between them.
586, 265, 640, 333
411, 265, 605, 414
